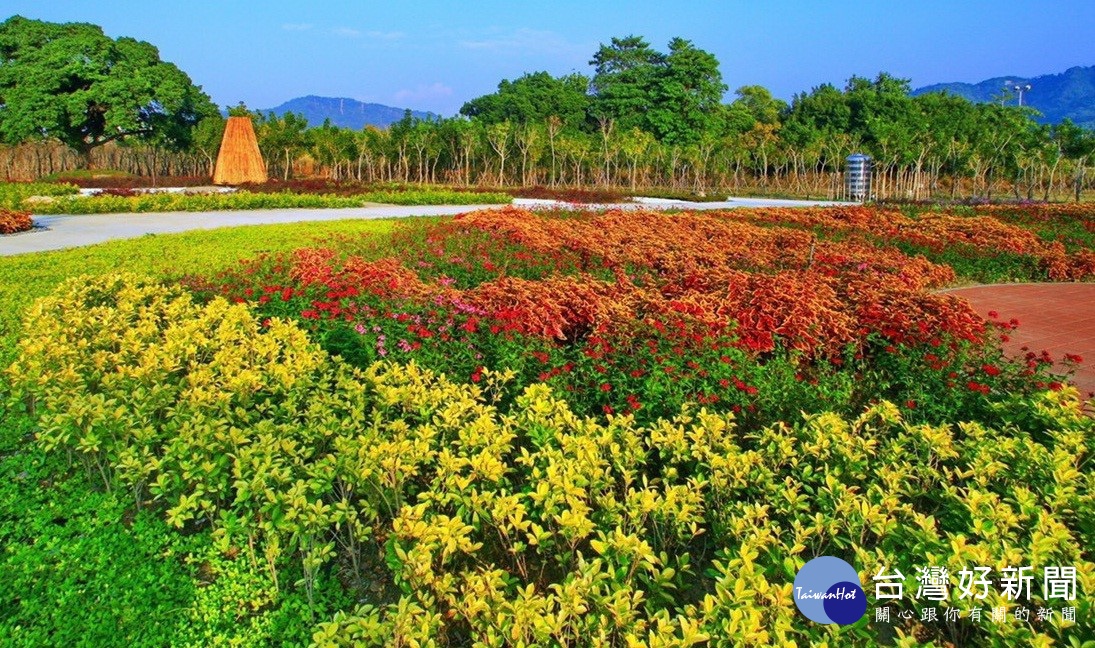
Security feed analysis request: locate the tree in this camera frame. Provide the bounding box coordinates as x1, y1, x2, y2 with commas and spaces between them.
0, 16, 217, 164
590, 36, 726, 146
513, 122, 546, 186
646, 38, 727, 146
619, 127, 655, 189
257, 112, 309, 180
731, 85, 787, 127
460, 71, 590, 127
191, 115, 225, 176
486, 121, 511, 186
1059, 119, 1095, 201
589, 35, 663, 133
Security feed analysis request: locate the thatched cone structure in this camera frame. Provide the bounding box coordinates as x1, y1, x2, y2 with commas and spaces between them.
213, 116, 267, 185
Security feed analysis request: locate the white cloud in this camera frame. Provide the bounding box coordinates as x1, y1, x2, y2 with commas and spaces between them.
458, 28, 587, 56
394, 82, 454, 104
366, 30, 405, 41
332, 27, 362, 38
282, 23, 313, 31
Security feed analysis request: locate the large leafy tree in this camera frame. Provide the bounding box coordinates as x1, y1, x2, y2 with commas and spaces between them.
0, 16, 216, 162
647, 38, 727, 145
590, 36, 726, 145
460, 71, 590, 128
588, 35, 664, 133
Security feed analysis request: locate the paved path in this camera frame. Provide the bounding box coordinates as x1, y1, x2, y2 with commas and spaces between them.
1, 204, 502, 257
0, 196, 853, 257
942, 283, 1095, 402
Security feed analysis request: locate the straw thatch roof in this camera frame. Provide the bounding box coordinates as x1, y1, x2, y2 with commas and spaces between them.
213, 116, 267, 185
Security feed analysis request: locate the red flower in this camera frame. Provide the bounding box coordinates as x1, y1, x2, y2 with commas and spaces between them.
600, 382, 612, 392
1064, 353, 1084, 363
981, 364, 1001, 377
602, 404, 615, 415
471, 368, 483, 383
1048, 381, 1063, 391
905, 399, 916, 409
966, 381, 990, 394
280, 287, 293, 302
987, 310, 999, 319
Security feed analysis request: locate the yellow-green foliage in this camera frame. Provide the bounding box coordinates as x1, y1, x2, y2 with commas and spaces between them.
8, 274, 1094, 647
24, 189, 512, 214
0, 181, 79, 208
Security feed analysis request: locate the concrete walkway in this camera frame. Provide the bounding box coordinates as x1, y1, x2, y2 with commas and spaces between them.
942, 283, 1095, 402
1, 204, 501, 257
0, 196, 854, 257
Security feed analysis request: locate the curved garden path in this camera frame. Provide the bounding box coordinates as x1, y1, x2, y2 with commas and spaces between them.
0, 196, 851, 257
941, 283, 1095, 402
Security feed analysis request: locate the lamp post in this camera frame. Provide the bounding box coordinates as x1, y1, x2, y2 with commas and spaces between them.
1003, 81, 1032, 106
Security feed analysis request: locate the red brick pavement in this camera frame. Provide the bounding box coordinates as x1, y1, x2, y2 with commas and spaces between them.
941, 283, 1095, 404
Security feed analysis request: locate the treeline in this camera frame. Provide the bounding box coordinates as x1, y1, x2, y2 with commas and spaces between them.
2, 22, 1093, 200
250, 53, 1095, 201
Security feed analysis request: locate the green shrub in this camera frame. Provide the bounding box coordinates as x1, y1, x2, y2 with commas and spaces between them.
24, 189, 511, 214
0, 181, 79, 209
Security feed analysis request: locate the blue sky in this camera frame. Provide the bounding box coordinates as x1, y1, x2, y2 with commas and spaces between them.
5, 1, 1093, 115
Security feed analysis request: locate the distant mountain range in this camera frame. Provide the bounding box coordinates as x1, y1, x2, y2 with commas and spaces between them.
254, 96, 435, 129
912, 65, 1095, 127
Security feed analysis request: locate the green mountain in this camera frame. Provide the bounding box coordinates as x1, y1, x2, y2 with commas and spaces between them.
912, 65, 1095, 128
256, 96, 436, 128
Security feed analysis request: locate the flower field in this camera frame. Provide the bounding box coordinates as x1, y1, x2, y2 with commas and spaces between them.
5, 204, 1095, 646
185, 205, 1092, 426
